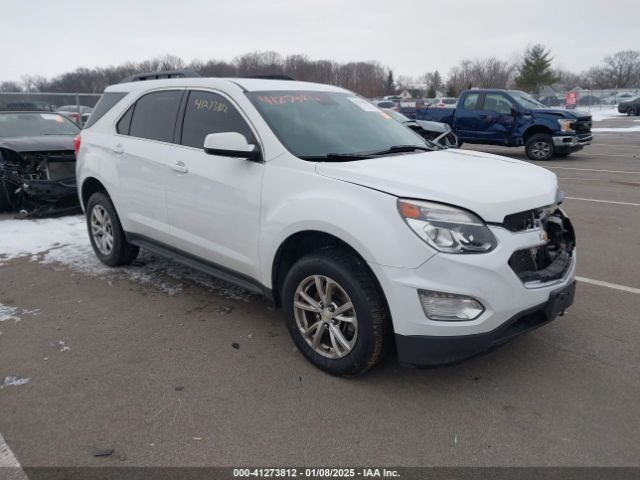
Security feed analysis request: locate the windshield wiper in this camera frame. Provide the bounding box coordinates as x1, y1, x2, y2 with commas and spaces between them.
367, 145, 433, 156
299, 153, 371, 162
299, 145, 432, 162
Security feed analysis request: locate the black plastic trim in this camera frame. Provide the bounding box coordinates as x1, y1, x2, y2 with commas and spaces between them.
395, 281, 576, 367
126, 232, 273, 302
120, 69, 201, 83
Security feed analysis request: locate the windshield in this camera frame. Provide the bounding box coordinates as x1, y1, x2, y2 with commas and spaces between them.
510, 91, 547, 109
247, 91, 426, 159
0, 113, 80, 137
383, 109, 410, 123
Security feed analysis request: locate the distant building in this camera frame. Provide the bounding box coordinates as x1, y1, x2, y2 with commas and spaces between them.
398, 88, 425, 99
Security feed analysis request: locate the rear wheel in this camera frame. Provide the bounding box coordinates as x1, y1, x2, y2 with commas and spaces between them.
525, 133, 554, 161
282, 247, 389, 376
86, 192, 138, 267
629, 108, 638, 116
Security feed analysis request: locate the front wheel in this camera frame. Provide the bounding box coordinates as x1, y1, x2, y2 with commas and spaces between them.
525, 133, 554, 161
282, 247, 390, 376
629, 108, 638, 116
86, 192, 139, 267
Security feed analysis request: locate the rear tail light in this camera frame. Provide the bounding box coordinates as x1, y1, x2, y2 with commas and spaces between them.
73, 134, 81, 157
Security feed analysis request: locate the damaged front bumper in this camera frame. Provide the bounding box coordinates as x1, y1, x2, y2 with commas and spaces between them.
0, 148, 80, 217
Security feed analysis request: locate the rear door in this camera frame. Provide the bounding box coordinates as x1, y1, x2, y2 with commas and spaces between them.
473, 93, 516, 144
452, 92, 481, 140
112, 89, 183, 244
164, 89, 264, 280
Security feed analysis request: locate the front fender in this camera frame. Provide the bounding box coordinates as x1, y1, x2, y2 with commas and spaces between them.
258, 159, 435, 288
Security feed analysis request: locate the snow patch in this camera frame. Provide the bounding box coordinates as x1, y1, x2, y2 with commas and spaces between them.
588, 108, 626, 122
0, 216, 87, 264
0, 376, 30, 389
592, 126, 640, 133
0, 216, 252, 301
0, 304, 20, 322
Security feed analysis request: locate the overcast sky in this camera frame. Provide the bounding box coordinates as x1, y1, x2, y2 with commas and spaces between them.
2, 0, 639, 82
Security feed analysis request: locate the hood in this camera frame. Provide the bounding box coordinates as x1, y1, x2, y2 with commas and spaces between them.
531, 108, 591, 120
0, 135, 75, 153
315, 149, 558, 223
414, 119, 450, 133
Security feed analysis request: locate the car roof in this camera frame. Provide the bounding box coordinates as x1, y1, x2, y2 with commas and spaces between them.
0, 110, 64, 114
105, 77, 349, 94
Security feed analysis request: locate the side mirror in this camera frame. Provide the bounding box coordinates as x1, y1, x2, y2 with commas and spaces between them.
510, 107, 518, 117
203, 132, 261, 160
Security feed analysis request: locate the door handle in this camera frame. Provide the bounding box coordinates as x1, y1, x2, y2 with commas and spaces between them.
111, 144, 124, 155
171, 160, 188, 174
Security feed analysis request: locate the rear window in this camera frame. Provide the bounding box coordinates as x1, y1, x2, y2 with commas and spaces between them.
84, 92, 127, 129
129, 90, 183, 143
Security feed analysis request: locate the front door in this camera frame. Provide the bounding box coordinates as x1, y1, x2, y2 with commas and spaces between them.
165, 90, 264, 280
474, 93, 516, 144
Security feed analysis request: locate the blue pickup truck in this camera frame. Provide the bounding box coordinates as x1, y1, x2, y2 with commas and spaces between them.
401, 89, 593, 160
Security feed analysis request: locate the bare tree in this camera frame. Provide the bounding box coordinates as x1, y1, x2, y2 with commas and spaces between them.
0, 81, 23, 92
445, 58, 515, 96
21, 74, 48, 92
601, 50, 640, 88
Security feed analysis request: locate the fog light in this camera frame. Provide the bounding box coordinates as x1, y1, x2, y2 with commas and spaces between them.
418, 290, 484, 321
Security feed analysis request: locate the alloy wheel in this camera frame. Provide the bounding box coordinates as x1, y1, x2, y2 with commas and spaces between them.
90, 204, 114, 255
293, 275, 358, 359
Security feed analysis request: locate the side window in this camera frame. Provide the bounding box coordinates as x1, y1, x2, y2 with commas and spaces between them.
181, 91, 253, 149
484, 94, 513, 115
461, 93, 480, 110
116, 105, 134, 135
129, 90, 183, 143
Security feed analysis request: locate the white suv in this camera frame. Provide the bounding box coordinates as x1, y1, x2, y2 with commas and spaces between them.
76, 75, 576, 376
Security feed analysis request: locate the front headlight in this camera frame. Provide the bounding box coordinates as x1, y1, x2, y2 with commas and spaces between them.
398, 199, 497, 253
557, 119, 575, 132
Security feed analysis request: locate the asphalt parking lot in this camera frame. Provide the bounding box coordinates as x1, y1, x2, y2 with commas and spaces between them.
1, 114, 639, 469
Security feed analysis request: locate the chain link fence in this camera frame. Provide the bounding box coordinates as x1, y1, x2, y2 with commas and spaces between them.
534, 88, 640, 111
0, 92, 102, 112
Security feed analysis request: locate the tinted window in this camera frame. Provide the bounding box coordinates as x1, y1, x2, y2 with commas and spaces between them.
181, 91, 253, 149
116, 105, 134, 135
84, 92, 127, 128
484, 94, 513, 115
462, 93, 479, 110
129, 90, 182, 143
247, 91, 425, 159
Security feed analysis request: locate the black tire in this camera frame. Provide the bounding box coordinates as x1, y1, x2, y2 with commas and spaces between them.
282, 247, 390, 376
86, 192, 139, 267
525, 133, 554, 161
0, 179, 16, 213
629, 108, 638, 116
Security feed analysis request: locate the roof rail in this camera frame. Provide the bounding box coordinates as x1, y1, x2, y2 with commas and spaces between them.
239, 74, 295, 81
120, 69, 201, 83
